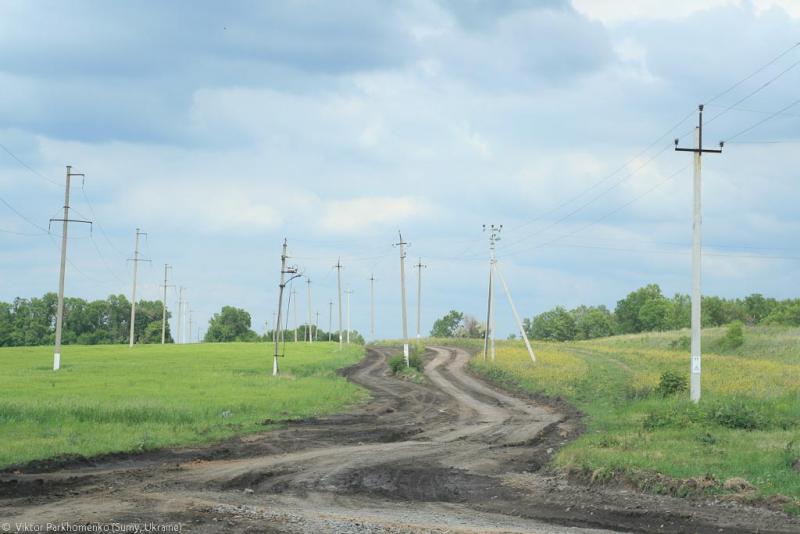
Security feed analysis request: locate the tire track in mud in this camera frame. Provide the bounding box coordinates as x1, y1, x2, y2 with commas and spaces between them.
1, 346, 798, 533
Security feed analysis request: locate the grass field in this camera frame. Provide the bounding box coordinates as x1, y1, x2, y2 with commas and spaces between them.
467, 326, 800, 511
0, 341, 366, 469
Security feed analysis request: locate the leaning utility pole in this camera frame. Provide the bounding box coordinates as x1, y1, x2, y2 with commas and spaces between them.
394, 232, 410, 366
675, 104, 723, 403
128, 228, 149, 348
160, 264, 173, 344
335, 259, 344, 349
415, 258, 427, 340
273, 239, 298, 376
51, 165, 89, 371
369, 274, 376, 338
482, 225, 501, 362
345, 288, 354, 344
328, 299, 334, 342
306, 277, 313, 343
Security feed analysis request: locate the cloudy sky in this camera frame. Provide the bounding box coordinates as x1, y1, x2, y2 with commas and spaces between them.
1, 0, 799, 341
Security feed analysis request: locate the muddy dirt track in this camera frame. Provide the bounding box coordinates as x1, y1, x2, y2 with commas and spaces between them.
2, 347, 799, 533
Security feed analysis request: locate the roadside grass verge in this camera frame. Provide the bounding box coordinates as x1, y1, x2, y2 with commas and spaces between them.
0, 342, 366, 469
467, 327, 800, 511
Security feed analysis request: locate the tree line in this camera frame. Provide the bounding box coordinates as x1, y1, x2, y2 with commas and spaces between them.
203, 305, 365, 344
430, 284, 800, 342
0, 293, 172, 347
526, 284, 800, 342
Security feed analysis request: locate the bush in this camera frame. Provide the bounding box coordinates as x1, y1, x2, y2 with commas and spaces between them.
388, 352, 424, 374
719, 321, 745, 350
657, 370, 688, 397
707, 400, 765, 431
669, 336, 690, 351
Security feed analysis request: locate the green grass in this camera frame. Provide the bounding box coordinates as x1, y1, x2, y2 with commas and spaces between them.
467, 327, 800, 510
0, 341, 367, 468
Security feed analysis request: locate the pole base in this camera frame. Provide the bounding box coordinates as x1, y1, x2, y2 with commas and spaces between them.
53, 352, 60, 371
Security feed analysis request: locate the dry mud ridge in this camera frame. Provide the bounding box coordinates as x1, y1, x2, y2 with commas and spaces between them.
2, 347, 799, 533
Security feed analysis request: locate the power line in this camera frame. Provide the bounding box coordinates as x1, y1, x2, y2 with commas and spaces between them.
724, 97, 800, 143
0, 141, 61, 186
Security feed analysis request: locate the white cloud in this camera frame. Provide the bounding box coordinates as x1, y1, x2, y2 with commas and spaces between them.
571, 0, 741, 25
319, 197, 433, 235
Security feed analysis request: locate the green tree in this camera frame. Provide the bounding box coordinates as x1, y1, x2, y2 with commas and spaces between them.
614, 284, 664, 334
430, 310, 464, 337
573, 305, 614, 339
204, 306, 258, 342
529, 307, 576, 341
638, 298, 671, 331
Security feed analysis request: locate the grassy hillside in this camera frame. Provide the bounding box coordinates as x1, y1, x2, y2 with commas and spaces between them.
0, 342, 366, 468
468, 326, 800, 512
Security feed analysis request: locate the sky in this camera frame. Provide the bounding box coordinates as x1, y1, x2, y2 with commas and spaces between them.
1, 0, 799, 341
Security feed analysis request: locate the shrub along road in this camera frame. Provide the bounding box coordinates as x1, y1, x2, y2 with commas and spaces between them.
1, 347, 799, 533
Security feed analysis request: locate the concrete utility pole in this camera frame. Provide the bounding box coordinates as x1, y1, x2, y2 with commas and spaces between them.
273, 239, 298, 376
493, 262, 536, 363
369, 274, 376, 338
315, 311, 320, 341
306, 277, 313, 343
51, 165, 89, 371
160, 264, 173, 344
335, 259, 344, 350
291, 287, 298, 342
414, 258, 427, 340
482, 225, 502, 362
177, 287, 185, 344
328, 299, 334, 342
128, 228, 149, 348
394, 232, 410, 366
675, 105, 723, 403
345, 288, 354, 344
188, 308, 194, 345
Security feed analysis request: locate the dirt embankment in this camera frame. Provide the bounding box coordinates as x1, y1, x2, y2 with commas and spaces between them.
1, 346, 798, 533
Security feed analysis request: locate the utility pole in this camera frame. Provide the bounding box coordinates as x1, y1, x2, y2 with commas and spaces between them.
415, 258, 427, 340
177, 287, 185, 344
188, 308, 194, 345
51, 165, 89, 371
335, 259, 343, 350
160, 264, 173, 344
328, 299, 334, 342
306, 277, 313, 343
493, 262, 536, 363
369, 274, 376, 338
675, 104, 723, 403
273, 239, 298, 376
315, 311, 320, 341
482, 225, 501, 362
345, 288, 354, 344
128, 228, 149, 348
291, 287, 298, 342
394, 232, 410, 366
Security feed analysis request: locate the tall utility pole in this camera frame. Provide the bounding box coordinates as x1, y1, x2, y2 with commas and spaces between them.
328, 299, 334, 342
188, 308, 194, 345
335, 259, 343, 350
394, 232, 410, 366
273, 239, 298, 376
675, 104, 723, 403
315, 311, 320, 341
306, 277, 313, 343
345, 288, 354, 344
414, 258, 427, 340
482, 225, 502, 362
291, 287, 298, 342
160, 264, 173, 344
369, 274, 377, 338
177, 287, 185, 344
51, 165, 89, 371
128, 228, 149, 348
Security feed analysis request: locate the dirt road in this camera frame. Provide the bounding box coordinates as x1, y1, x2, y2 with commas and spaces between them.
2, 347, 798, 533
